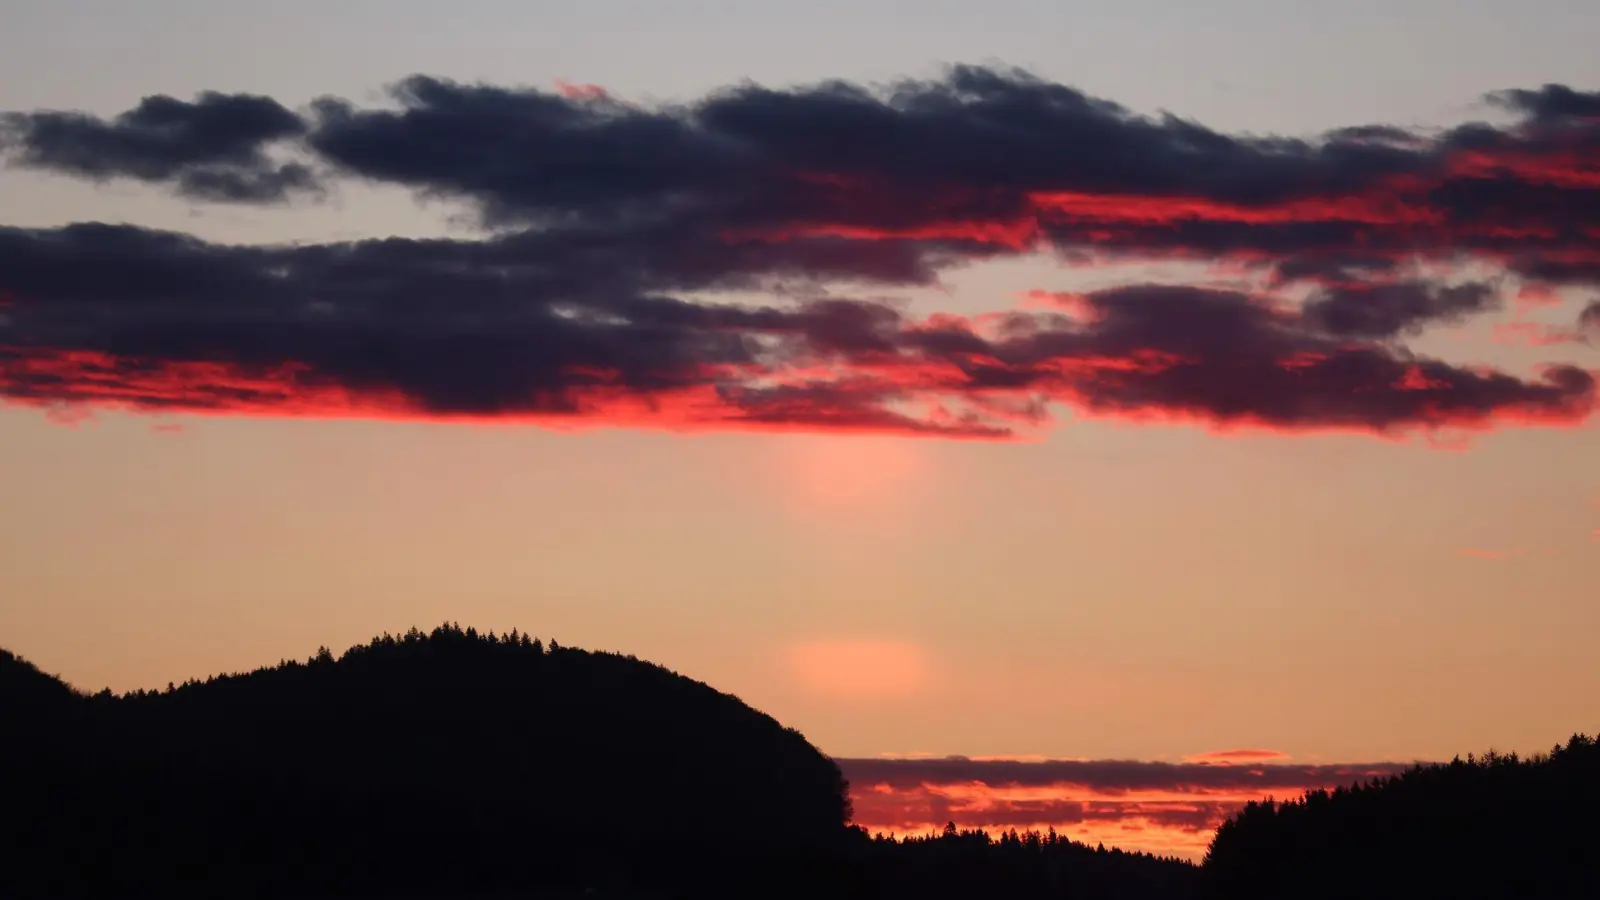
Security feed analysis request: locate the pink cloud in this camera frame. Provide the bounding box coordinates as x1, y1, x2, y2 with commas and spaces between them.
1182, 749, 1293, 765
553, 79, 610, 101
1515, 283, 1565, 311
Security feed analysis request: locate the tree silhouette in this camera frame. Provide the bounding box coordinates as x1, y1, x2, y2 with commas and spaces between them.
1200, 735, 1600, 900
1, 627, 852, 897
0, 627, 1198, 899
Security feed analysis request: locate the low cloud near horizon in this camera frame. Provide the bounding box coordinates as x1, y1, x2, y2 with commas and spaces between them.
835, 754, 1419, 859
1, 68, 1597, 443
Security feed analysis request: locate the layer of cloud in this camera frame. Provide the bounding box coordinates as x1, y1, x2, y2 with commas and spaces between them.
837, 755, 1417, 859
0, 223, 1587, 437
1180, 749, 1293, 764
1, 92, 316, 202
2, 67, 1598, 440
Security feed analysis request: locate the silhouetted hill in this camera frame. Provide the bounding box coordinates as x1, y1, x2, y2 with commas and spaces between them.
0, 647, 82, 717
1199, 735, 1600, 900
1, 625, 1198, 899
1, 625, 851, 897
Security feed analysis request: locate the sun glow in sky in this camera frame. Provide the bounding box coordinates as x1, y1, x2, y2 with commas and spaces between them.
787, 640, 931, 701
768, 435, 931, 513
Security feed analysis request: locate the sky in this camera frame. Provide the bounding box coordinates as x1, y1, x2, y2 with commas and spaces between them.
2, 0, 1599, 859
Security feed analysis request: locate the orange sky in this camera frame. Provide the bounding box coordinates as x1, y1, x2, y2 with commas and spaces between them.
3, 5, 1600, 862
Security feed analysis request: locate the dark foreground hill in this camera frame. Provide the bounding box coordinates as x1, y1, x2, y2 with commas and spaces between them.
0, 626, 1196, 899
1200, 735, 1600, 900
2, 626, 852, 897
13, 629, 1600, 899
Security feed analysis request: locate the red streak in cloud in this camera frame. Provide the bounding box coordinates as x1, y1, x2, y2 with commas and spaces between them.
1182, 749, 1293, 765
729, 217, 1041, 250
1394, 365, 1458, 392
726, 138, 1600, 278
1277, 351, 1331, 372
1042, 351, 1194, 379
1446, 149, 1600, 189
741, 180, 1449, 254
1029, 188, 1441, 227
1050, 382, 1591, 446
5, 340, 1591, 444
1020, 290, 1103, 321
1515, 284, 1565, 310
736, 169, 1457, 253
0, 348, 1020, 440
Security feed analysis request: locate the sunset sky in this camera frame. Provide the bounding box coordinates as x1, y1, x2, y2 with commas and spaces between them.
3, 0, 1599, 859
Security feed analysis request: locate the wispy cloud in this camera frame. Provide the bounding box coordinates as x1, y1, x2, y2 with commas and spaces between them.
1181, 749, 1293, 764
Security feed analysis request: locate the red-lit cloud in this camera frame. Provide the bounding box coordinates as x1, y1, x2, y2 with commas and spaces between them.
836, 756, 1417, 860
553, 79, 611, 102
1515, 284, 1565, 311
1181, 749, 1293, 764
2, 70, 1599, 442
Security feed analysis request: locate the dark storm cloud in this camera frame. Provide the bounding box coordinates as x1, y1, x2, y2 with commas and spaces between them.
690, 65, 1430, 204
0, 222, 1007, 434
1488, 84, 1600, 124
1, 67, 1597, 438
6, 66, 1595, 268
0, 223, 1590, 436
293, 65, 1432, 231
1021, 284, 1591, 431
0, 92, 316, 202
1300, 281, 1501, 338
315, 67, 1591, 294
837, 756, 1418, 794
305, 76, 741, 226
